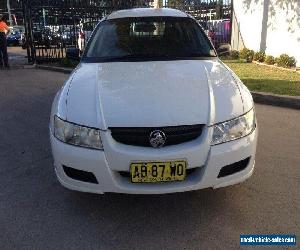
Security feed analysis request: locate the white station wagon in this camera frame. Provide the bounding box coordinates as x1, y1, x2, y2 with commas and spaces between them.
50, 8, 258, 194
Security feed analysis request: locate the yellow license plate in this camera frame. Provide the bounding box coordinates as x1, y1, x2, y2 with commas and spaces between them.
130, 161, 186, 183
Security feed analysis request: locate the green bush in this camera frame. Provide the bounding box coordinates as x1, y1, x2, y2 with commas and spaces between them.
239, 48, 248, 59
253, 51, 266, 62
265, 55, 275, 65
230, 50, 240, 59
240, 48, 254, 62
60, 58, 78, 68
275, 54, 296, 68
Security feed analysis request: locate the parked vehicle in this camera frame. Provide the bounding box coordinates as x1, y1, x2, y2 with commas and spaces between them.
50, 8, 257, 194
31, 27, 52, 48
21, 25, 76, 49
55, 26, 79, 48
10, 25, 25, 34
7, 30, 21, 46
206, 19, 231, 49
6, 26, 24, 46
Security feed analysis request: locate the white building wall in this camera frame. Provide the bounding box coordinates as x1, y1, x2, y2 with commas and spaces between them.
233, 0, 300, 66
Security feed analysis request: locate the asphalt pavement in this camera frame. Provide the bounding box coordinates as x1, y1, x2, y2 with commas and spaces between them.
0, 67, 299, 250
5, 47, 28, 68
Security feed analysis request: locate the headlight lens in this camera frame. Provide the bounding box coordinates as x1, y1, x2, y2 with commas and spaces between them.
53, 116, 103, 150
211, 109, 256, 145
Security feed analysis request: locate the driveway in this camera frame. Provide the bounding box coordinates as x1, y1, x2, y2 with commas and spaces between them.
0, 68, 299, 250
7, 47, 28, 67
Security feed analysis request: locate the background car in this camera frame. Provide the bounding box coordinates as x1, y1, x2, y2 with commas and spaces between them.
7, 30, 21, 46
206, 19, 231, 49
57, 25, 79, 48
6, 26, 24, 46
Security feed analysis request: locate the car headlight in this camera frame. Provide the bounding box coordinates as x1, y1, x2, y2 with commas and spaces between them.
211, 109, 256, 145
53, 116, 103, 150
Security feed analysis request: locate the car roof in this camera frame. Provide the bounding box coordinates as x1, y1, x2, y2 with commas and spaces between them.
106, 8, 188, 20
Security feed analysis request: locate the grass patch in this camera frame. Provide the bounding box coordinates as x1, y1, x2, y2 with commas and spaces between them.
223, 59, 300, 96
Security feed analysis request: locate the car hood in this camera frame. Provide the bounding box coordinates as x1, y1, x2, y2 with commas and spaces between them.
65, 59, 248, 130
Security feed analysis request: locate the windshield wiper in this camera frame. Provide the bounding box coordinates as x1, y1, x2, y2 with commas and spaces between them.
100, 53, 172, 61
185, 52, 217, 57
90, 52, 216, 62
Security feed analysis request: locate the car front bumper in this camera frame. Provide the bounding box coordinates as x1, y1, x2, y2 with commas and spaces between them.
50, 128, 257, 194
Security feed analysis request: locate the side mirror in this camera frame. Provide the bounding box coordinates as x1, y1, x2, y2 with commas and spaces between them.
66, 47, 80, 61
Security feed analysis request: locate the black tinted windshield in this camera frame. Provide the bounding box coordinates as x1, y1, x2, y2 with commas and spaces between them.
83, 17, 216, 62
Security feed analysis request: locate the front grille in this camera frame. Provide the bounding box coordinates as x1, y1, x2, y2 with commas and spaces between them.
109, 124, 204, 147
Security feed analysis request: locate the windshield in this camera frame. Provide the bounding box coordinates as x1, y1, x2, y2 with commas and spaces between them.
83, 16, 216, 62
